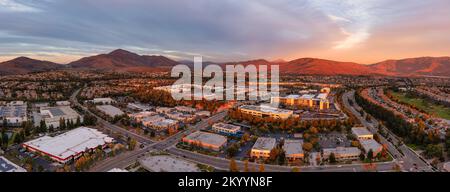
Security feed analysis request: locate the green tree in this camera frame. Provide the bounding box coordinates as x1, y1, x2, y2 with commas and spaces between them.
367, 149, 374, 162
329, 152, 337, 164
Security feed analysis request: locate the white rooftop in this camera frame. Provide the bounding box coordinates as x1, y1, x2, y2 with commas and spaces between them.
351, 127, 373, 136
139, 155, 200, 172
252, 137, 276, 151
323, 147, 360, 155
96, 105, 124, 117
184, 131, 227, 147
0, 156, 26, 172
23, 127, 113, 161
283, 139, 303, 156
360, 139, 382, 153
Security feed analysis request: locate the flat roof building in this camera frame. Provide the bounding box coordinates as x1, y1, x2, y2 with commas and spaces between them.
360, 139, 383, 157
127, 103, 152, 112
129, 111, 157, 122
239, 105, 293, 119
212, 123, 241, 135
142, 115, 179, 131
251, 137, 276, 159
283, 139, 304, 161
0, 156, 26, 172
92, 98, 115, 105
96, 105, 125, 118
352, 127, 374, 140
182, 131, 227, 151
39, 106, 83, 128
23, 127, 113, 163
0, 102, 27, 126
271, 92, 330, 110
323, 147, 361, 161
175, 106, 197, 113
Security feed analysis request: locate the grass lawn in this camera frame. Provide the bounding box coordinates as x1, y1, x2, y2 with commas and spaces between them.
390, 91, 450, 120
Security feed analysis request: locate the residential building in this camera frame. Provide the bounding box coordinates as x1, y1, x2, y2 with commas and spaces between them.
182, 131, 227, 151
239, 105, 293, 119
250, 137, 276, 159
22, 127, 114, 163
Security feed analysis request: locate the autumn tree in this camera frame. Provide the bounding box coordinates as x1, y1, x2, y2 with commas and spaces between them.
229, 159, 239, 172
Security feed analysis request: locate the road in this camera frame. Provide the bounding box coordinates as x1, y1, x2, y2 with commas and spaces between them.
89, 110, 227, 172
73, 86, 406, 172
70, 88, 153, 145
342, 90, 434, 172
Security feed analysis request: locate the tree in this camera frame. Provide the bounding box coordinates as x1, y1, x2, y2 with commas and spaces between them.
229, 159, 239, 172
75, 116, 81, 127
359, 151, 365, 161
329, 152, 337, 164
243, 160, 249, 172
128, 138, 137, 151
277, 149, 286, 165
291, 167, 300, 172
227, 143, 239, 158
258, 163, 265, 172
367, 149, 374, 162
302, 142, 313, 152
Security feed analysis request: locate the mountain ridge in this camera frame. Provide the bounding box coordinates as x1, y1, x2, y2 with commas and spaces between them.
1, 49, 450, 77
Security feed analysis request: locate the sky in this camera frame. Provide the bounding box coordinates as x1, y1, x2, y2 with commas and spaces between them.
0, 0, 450, 64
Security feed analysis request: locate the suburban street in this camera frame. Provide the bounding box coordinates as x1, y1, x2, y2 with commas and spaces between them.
342, 90, 434, 172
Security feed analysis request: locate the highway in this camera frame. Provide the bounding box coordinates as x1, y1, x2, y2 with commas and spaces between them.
342, 90, 434, 172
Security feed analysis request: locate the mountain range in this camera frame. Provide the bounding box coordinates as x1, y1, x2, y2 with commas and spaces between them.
1, 49, 449, 77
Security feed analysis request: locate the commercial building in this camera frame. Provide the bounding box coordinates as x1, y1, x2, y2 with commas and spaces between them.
56, 101, 71, 106
91, 97, 116, 105
22, 127, 114, 163
0, 156, 26, 172
322, 147, 361, 161
271, 93, 330, 110
360, 139, 383, 157
0, 101, 28, 126
166, 111, 196, 123
96, 105, 125, 118
182, 131, 227, 151
127, 103, 152, 112
39, 106, 83, 128
142, 115, 179, 131
239, 105, 293, 119
351, 127, 374, 140
156, 107, 174, 114
250, 137, 276, 159
129, 111, 157, 122
212, 123, 241, 135
175, 106, 197, 113
283, 140, 304, 161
